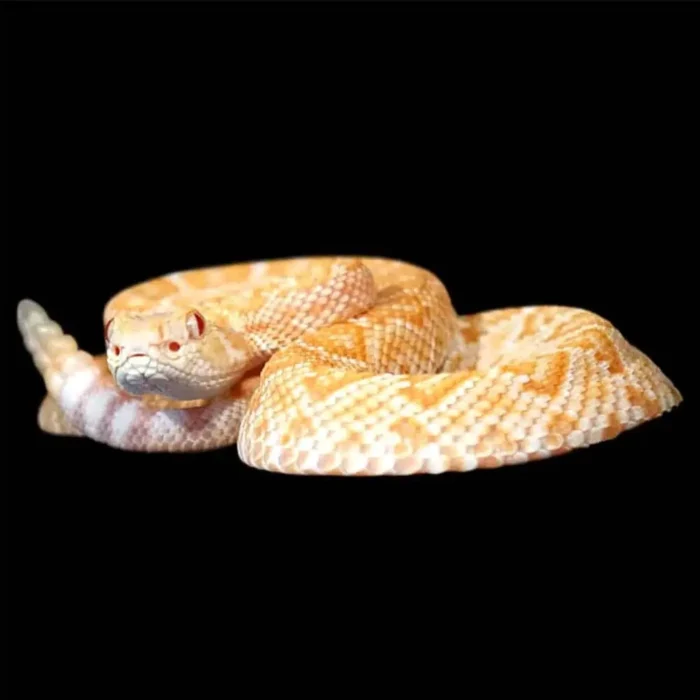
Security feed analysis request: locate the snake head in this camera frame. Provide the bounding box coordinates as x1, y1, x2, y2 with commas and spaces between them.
105, 307, 254, 400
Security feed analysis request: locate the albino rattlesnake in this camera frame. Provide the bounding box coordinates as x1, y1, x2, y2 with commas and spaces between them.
17, 256, 682, 475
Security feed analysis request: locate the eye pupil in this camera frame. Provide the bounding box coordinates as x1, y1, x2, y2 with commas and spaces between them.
194, 311, 205, 336
169, 342, 181, 351
186, 310, 206, 338
113, 345, 120, 356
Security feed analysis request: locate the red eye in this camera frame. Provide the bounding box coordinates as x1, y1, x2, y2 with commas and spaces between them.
169, 341, 181, 352
186, 309, 206, 338
113, 345, 120, 356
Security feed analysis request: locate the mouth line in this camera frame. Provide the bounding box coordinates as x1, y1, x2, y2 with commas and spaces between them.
120, 378, 168, 398
116, 366, 163, 391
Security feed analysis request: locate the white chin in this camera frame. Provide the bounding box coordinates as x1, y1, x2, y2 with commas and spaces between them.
119, 377, 215, 401
115, 367, 226, 400
116, 376, 161, 397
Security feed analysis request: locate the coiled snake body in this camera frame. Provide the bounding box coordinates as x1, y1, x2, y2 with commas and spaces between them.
17, 256, 682, 475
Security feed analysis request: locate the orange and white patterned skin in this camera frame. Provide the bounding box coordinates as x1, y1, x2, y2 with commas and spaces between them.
17, 256, 682, 475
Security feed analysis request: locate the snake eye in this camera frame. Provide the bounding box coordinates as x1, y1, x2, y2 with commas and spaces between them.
185, 309, 206, 338
169, 341, 181, 352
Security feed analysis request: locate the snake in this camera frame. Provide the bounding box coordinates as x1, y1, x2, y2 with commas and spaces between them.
16, 256, 682, 476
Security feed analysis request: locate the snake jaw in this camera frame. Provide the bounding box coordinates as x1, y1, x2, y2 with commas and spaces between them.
113, 352, 235, 400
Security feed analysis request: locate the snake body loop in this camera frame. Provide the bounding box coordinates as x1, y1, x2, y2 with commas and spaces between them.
17, 256, 682, 475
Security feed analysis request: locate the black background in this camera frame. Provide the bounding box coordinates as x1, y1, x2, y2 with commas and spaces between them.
6, 1, 694, 692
